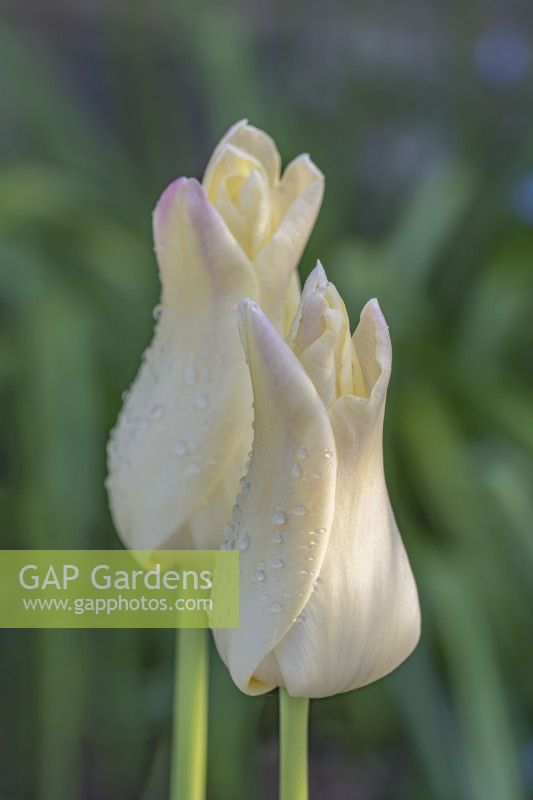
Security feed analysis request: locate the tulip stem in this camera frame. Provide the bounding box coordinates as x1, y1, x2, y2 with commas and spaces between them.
279, 688, 309, 800
170, 628, 209, 800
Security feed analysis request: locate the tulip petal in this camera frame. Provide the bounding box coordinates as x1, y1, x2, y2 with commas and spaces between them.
290, 263, 354, 406
254, 156, 324, 328
273, 300, 420, 697
282, 271, 302, 337
203, 120, 281, 191
106, 178, 258, 550
213, 301, 337, 695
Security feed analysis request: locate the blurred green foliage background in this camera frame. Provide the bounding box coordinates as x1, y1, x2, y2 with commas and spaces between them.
1, 1, 532, 798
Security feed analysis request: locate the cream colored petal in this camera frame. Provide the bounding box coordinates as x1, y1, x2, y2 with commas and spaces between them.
203, 143, 264, 206
282, 271, 302, 337
213, 301, 337, 695
203, 120, 281, 192
253, 156, 324, 328
273, 301, 420, 697
106, 178, 258, 551
289, 263, 354, 406
273, 154, 324, 226
186, 438, 249, 550
289, 262, 329, 352
213, 168, 272, 260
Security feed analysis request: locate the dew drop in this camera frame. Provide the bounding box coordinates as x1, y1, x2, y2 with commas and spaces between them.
272, 558, 284, 569
270, 602, 282, 613
236, 532, 250, 551
152, 304, 163, 322
296, 447, 308, 460
316, 528, 326, 535
323, 447, 333, 459
174, 439, 188, 456
313, 577, 322, 590
186, 462, 202, 476
294, 505, 306, 516
255, 569, 266, 582
184, 361, 197, 386
272, 533, 283, 544
150, 403, 164, 419
273, 510, 287, 525
195, 392, 210, 409
291, 463, 302, 478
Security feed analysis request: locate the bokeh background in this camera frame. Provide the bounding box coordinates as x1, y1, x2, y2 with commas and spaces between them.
1, 1, 532, 798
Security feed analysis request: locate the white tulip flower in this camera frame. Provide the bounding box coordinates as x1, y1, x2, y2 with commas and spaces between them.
106, 121, 323, 551
214, 263, 421, 698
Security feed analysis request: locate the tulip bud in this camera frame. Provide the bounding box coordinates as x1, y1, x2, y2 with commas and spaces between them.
214, 264, 421, 698
106, 122, 324, 551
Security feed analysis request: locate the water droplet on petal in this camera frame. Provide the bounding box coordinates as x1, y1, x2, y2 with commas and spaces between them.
273, 510, 287, 525
236, 532, 250, 551
270, 602, 282, 613
152, 304, 163, 321
272, 558, 284, 569
150, 403, 164, 419
316, 528, 326, 535
174, 439, 188, 456
184, 361, 197, 386
323, 448, 333, 459
291, 463, 302, 478
186, 462, 202, 476
296, 447, 308, 460
255, 569, 266, 582
272, 533, 283, 544
294, 505, 306, 516
195, 392, 210, 409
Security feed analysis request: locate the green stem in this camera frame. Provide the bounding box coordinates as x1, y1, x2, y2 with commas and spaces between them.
279, 688, 309, 800
170, 628, 209, 800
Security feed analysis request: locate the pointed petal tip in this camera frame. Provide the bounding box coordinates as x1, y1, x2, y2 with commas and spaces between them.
221, 118, 249, 139
289, 152, 324, 181
152, 176, 187, 218
352, 298, 392, 397
237, 298, 263, 349
311, 260, 328, 285
152, 177, 212, 250
360, 298, 390, 335
238, 297, 261, 324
